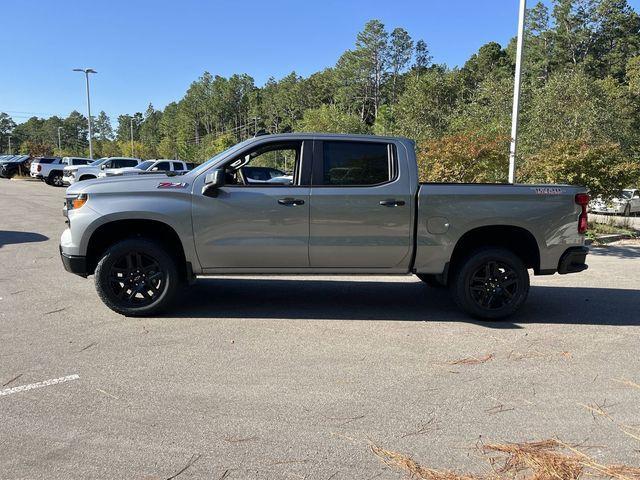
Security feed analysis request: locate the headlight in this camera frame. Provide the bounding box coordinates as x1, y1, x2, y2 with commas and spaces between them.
66, 193, 88, 210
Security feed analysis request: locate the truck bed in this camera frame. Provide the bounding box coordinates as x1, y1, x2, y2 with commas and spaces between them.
413, 183, 586, 275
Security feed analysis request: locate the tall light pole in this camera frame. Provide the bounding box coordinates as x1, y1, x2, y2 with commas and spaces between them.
73, 68, 97, 159
8, 135, 11, 154
57, 126, 63, 151
508, 0, 526, 184
130, 117, 134, 157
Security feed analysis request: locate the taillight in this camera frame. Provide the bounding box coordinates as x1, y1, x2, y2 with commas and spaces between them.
575, 193, 589, 234
37, 164, 42, 172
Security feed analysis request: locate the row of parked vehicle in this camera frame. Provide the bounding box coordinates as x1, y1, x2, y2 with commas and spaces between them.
0, 154, 197, 187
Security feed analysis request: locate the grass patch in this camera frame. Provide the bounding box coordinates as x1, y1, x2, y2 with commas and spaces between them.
586, 220, 637, 242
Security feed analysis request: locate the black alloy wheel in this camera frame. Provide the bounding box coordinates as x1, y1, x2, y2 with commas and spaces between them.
450, 248, 529, 320
94, 238, 180, 316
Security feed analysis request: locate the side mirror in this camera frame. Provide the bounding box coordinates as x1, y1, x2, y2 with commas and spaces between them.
151, 167, 158, 171
101, 164, 106, 170
202, 168, 225, 197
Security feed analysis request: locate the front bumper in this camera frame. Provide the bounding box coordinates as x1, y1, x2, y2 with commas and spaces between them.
558, 246, 589, 274
60, 245, 88, 277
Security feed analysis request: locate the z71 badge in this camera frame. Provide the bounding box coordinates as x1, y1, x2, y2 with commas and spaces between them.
157, 182, 188, 189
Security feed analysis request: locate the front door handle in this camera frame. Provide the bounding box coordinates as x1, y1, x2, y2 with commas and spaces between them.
278, 198, 305, 206
379, 199, 405, 207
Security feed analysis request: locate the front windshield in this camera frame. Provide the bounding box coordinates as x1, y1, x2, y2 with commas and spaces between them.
135, 160, 155, 170
621, 190, 632, 199
88, 158, 106, 167
189, 138, 254, 176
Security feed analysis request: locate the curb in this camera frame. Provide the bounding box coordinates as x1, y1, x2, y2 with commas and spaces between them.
10, 177, 40, 182
586, 234, 635, 245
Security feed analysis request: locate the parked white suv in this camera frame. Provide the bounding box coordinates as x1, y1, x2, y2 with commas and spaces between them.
30, 157, 92, 186
63, 157, 141, 185
98, 159, 192, 178
589, 189, 640, 216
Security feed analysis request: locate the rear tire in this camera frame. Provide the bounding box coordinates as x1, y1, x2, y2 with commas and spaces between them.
449, 248, 529, 321
94, 238, 180, 316
46, 172, 64, 187
416, 273, 446, 288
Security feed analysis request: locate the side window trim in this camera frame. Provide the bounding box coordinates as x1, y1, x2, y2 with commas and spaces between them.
311, 140, 397, 187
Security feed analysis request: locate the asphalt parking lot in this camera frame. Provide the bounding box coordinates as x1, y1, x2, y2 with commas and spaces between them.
1, 179, 639, 479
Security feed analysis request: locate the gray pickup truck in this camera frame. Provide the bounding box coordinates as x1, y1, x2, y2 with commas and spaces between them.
60, 133, 590, 320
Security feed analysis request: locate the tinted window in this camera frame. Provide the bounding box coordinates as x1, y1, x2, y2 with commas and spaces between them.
154, 161, 171, 171
171, 162, 184, 171
186, 162, 196, 170
113, 159, 139, 168
37, 158, 58, 164
75, 159, 91, 165
322, 141, 391, 186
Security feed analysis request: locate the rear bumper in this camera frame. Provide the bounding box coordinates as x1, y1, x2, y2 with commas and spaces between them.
558, 246, 589, 274
60, 245, 88, 277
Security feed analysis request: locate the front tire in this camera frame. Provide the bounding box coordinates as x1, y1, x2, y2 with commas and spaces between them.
94, 238, 180, 316
450, 248, 529, 320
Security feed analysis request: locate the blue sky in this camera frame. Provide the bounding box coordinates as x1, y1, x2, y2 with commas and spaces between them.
1, 0, 639, 123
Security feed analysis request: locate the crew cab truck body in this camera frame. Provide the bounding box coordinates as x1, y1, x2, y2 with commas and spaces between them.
60, 133, 589, 319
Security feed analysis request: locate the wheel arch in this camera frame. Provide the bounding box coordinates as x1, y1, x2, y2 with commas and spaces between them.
85, 219, 189, 280
448, 225, 541, 280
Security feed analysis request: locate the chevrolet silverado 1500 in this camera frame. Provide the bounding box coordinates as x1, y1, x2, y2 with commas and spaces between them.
60, 133, 590, 319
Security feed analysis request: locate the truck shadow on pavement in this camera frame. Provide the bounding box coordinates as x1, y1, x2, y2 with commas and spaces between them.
175, 278, 640, 328
0, 230, 49, 248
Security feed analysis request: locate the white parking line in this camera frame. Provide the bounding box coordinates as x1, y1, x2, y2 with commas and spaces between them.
0, 374, 80, 397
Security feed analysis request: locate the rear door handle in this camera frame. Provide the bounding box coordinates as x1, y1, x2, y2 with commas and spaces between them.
379, 199, 405, 207
278, 197, 305, 206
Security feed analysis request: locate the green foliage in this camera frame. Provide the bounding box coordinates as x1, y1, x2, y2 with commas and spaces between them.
520, 140, 640, 196
297, 104, 369, 134
7, 2, 640, 194
417, 132, 510, 183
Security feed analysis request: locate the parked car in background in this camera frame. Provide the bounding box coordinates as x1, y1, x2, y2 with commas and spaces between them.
589, 189, 640, 216
30, 157, 61, 182
0, 155, 31, 178
32, 157, 92, 186
98, 159, 192, 178
241, 166, 293, 184
63, 157, 141, 185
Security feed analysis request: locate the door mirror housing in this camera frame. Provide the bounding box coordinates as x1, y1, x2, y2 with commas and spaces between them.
202, 168, 225, 197
100, 164, 107, 170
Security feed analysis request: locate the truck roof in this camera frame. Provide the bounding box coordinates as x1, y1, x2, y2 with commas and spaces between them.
250, 132, 414, 143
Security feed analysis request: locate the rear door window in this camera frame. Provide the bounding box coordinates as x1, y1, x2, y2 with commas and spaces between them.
318, 141, 393, 186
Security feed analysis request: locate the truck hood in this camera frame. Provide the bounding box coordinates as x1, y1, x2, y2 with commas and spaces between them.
66, 173, 190, 195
